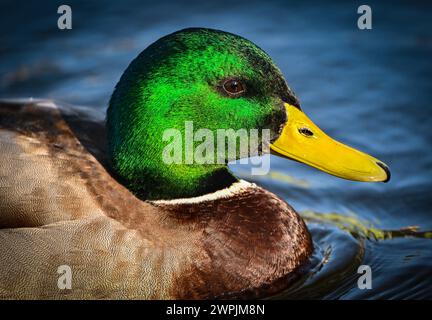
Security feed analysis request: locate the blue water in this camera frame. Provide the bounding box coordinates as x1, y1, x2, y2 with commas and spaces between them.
1, 0, 431, 299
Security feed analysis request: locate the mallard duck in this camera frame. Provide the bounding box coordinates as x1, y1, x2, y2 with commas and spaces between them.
0, 28, 390, 299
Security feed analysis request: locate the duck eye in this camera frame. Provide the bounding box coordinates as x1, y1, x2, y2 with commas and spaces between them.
223, 79, 245, 96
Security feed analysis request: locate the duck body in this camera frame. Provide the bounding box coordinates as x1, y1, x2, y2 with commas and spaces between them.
0, 100, 312, 299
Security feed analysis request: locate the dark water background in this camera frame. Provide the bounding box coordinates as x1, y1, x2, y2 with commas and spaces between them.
1, 0, 431, 299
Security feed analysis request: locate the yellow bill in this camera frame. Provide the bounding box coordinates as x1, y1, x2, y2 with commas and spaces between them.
270, 103, 390, 182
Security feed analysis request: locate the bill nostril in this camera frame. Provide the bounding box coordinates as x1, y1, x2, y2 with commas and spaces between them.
298, 127, 314, 137
376, 162, 391, 183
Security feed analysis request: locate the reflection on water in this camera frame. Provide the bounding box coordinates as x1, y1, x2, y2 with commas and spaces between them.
1, 0, 431, 299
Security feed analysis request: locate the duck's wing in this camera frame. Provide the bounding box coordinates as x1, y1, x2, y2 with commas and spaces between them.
0, 100, 190, 299
0, 100, 106, 227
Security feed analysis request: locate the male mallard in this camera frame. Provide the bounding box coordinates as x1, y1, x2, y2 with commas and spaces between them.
0, 28, 390, 299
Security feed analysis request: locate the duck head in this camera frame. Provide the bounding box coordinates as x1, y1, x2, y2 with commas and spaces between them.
107, 28, 390, 200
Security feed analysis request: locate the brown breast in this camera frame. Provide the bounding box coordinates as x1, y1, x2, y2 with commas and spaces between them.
153, 181, 313, 299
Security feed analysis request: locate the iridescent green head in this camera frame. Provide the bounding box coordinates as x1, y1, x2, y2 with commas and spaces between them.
107, 28, 299, 200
